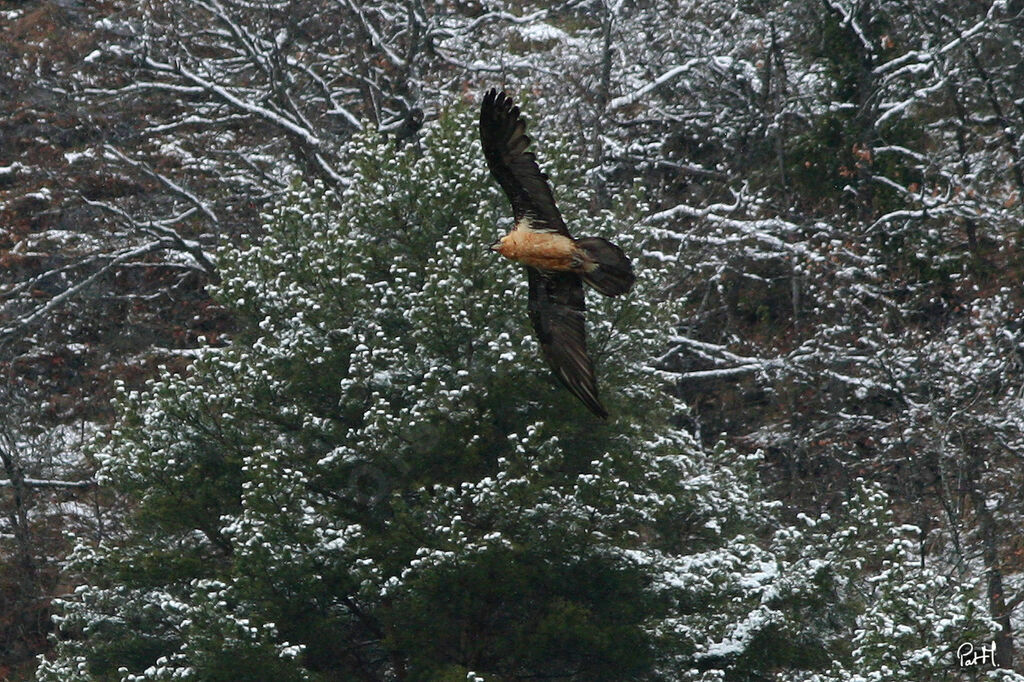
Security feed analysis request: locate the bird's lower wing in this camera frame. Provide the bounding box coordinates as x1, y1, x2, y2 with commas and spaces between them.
527, 268, 608, 419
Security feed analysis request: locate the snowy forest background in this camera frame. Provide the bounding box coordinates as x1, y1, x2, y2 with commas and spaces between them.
3, 0, 1024, 679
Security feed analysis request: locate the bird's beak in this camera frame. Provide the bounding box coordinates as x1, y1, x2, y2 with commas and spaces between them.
488, 238, 502, 253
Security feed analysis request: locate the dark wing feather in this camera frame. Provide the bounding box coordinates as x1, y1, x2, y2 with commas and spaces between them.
527, 268, 608, 419
480, 89, 569, 236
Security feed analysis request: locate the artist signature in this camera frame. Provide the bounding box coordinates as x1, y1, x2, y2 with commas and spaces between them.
957, 641, 996, 667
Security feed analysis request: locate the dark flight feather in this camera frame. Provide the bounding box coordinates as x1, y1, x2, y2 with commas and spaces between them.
479, 88, 569, 235
527, 268, 608, 419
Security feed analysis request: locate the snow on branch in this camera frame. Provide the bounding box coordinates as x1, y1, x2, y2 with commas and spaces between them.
326, 105, 364, 130
103, 145, 219, 226
80, 196, 218, 276
668, 335, 765, 367
336, 0, 407, 68
823, 0, 874, 53
193, 0, 272, 78
0, 477, 94, 490
645, 197, 810, 257
875, 78, 948, 128
0, 240, 175, 342
456, 8, 548, 34
873, 3, 997, 77
661, 334, 895, 398
934, 4, 1000, 56
609, 59, 703, 110
140, 55, 345, 185
142, 56, 322, 147
670, 364, 766, 381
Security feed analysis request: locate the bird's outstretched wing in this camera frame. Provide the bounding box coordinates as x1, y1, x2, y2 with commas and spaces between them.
527, 268, 608, 419
479, 88, 569, 236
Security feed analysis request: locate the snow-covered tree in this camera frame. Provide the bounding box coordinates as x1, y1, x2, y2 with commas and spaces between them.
33, 102, 725, 680
787, 483, 1023, 682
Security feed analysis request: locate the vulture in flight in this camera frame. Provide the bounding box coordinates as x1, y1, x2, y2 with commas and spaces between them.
479, 88, 635, 419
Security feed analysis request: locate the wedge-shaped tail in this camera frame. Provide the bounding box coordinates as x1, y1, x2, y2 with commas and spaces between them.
577, 237, 636, 297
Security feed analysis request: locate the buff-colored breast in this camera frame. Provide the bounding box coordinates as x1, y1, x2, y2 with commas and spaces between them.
496, 229, 580, 271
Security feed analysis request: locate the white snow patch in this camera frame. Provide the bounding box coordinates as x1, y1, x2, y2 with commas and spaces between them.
517, 22, 585, 48
64, 149, 96, 164
24, 187, 52, 201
